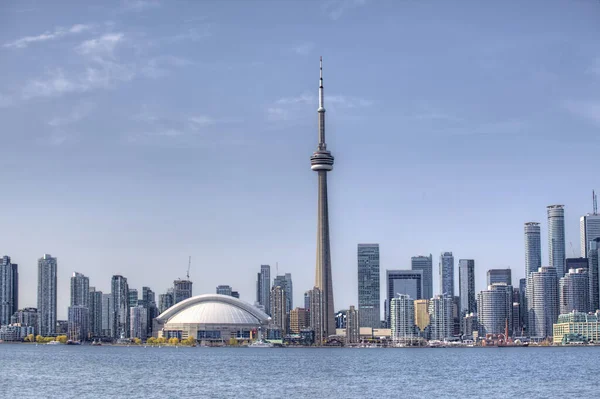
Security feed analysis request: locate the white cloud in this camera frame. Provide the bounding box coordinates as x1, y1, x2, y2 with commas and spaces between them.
322, 0, 367, 20
274, 93, 372, 108
169, 27, 212, 42
276, 92, 314, 105
142, 56, 192, 78
3, 24, 92, 48
293, 42, 314, 56
47, 103, 95, 127
189, 116, 215, 126
76, 33, 124, 58
267, 107, 290, 121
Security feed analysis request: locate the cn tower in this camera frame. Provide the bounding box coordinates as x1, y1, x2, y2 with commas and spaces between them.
310, 57, 335, 337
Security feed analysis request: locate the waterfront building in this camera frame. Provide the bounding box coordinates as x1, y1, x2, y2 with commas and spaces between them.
461, 313, 478, 338
414, 299, 430, 335
589, 238, 600, 312
173, 279, 193, 305
290, 307, 309, 333
56, 320, 68, 334
130, 305, 148, 339
439, 252, 454, 297
519, 278, 527, 334
273, 273, 293, 313
0, 256, 18, 326
216, 285, 233, 296
477, 283, 513, 336
256, 265, 271, 315
386, 270, 423, 326
101, 293, 112, 337
70, 272, 89, 308
559, 268, 589, 314
346, 305, 359, 344
88, 287, 103, 338
141, 287, 157, 337
37, 254, 57, 336
111, 275, 130, 338
487, 268, 512, 286
512, 302, 521, 336
308, 287, 324, 344
458, 259, 476, 317
527, 267, 559, 338
390, 294, 415, 342
154, 294, 270, 341
311, 58, 336, 338
335, 309, 347, 329
548, 205, 566, 277
67, 305, 89, 341
158, 289, 174, 314
128, 288, 138, 309
411, 255, 433, 301
357, 244, 380, 329
428, 295, 452, 341
553, 311, 600, 344
270, 285, 287, 335
524, 222, 542, 276
0, 324, 34, 341
581, 214, 600, 258
10, 308, 38, 335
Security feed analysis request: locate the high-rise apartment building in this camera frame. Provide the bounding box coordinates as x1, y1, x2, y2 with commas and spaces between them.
88, 287, 103, 338
289, 307, 309, 334
158, 289, 174, 314
68, 305, 89, 341
548, 205, 566, 277
519, 278, 527, 334
411, 255, 433, 300
589, 238, 600, 312
70, 272, 89, 308
101, 293, 112, 337
428, 295, 452, 341
111, 275, 130, 338
256, 265, 271, 315
527, 266, 559, 338
581, 214, 600, 258
308, 287, 324, 344
141, 287, 157, 338
270, 285, 287, 335
458, 259, 476, 317
216, 285, 233, 296
357, 244, 380, 328
37, 254, 57, 336
524, 222, 542, 276
439, 252, 454, 297
487, 269, 512, 286
565, 258, 588, 272
345, 306, 359, 344
173, 279, 193, 304
273, 273, 293, 313
390, 294, 415, 341
130, 305, 148, 339
0, 256, 18, 326
559, 268, 589, 314
477, 283, 513, 336
386, 270, 423, 326
414, 299, 430, 334
128, 288, 138, 309
10, 307, 38, 335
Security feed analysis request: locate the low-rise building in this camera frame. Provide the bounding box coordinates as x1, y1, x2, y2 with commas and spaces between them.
553, 311, 600, 344
0, 324, 34, 341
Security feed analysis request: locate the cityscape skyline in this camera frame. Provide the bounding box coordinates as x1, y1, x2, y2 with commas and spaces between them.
1, 1, 600, 319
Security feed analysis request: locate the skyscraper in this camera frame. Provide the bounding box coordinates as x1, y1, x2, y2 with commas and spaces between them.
216, 285, 233, 296
559, 268, 589, 314
256, 265, 271, 315
527, 266, 559, 338
67, 305, 89, 341
345, 306, 359, 344
308, 287, 324, 344
386, 270, 423, 326
111, 275, 129, 338
428, 295, 452, 341
565, 258, 588, 272
270, 285, 287, 335
158, 289, 174, 314
414, 299, 430, 335
70, 272, 89, 307
173, 279, 192, 304
524, 222, 542, 276
128, 288, 139, 309
88, 287, 103, 338
519, 278, 527, 334
487, 269, 512, 286
580, 214, 600, 258
411, 255, 433, 300
589, 238, 600, 312
390, 294, 415, 342
141, 286, 157, 338
311, 57, 336, 338
0, 256, 18, 326
357, 244, 380, 328
548, 205, 566, 277
273, 273, 293, 313
477, 283, 513, 336
439, 252, 454, 297
37, 254, 57, 336
458, 259, 476, 317
101, 293, 112, 337
130, 305, 148, 339
289, 307, 309, 334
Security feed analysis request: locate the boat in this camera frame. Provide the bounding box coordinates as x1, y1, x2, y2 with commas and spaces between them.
66, 340, 81, 345
249, 340, 273, 348
91, 341, 102, 346
47, 340, 61, 345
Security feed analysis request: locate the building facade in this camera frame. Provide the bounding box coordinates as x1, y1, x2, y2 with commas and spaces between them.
411, 255, 433, 301
173, 279, 193, 305
559, 268, 589, 314
37, 254, 57, 336
67, 305, 89, 341
548, 205, 566, 277
256, 265, 271, 315
386, 270, 422, 326
216, 285, 233, 296
111, 275, 130, 338
308, 287, 324, 344
527, 266, 559, 338
428, 295, 452, 341
158, 290, 174, 314
289, 307, 309, 334
101, 293, 112, 337
580, 214, 600, 258
458, 259, 476, 317
487, 269, 512, 286
414, 299, 430, 335
273, 273, 293, 313
10, 307, 37, 335
553, 311, 600, 344
477, 283, 513, 336
70, 272, 89, 308
270, 285, 287, 335
345, 305, 359, 344
0, 256, 18, 326
130, 305, 148, 339
390, 294, 415, 342
88, 287, 103, 338
357, 244, 380, 329
524, 222, 542, 276
439, 252, 454, 297
589, 238, 600, 312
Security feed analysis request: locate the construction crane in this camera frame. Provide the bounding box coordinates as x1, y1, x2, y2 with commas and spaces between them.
187, 256, 191, 280
569, 242, 576, 258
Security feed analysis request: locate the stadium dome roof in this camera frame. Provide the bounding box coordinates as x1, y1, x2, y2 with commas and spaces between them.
156, 294, 270, 325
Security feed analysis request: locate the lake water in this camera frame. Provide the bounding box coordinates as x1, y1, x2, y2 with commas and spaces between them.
0, 344, 596, 398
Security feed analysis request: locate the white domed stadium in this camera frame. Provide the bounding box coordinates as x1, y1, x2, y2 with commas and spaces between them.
153, 294, 270, 342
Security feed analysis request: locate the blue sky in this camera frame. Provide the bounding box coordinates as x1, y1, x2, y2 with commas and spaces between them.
1, 0, 599, 318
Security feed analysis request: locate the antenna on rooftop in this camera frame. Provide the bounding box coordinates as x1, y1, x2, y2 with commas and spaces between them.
187, 256, 191, 280
276, 262, 279, 276
594, 190, 598, 215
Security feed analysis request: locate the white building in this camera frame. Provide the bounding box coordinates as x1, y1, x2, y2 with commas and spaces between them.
130, 305, 148, 339
477, 283, 513, 336
580, 214, 600, 258
390, 294, 415, 342
527, 266, 559, 338
428, 295, 452, 341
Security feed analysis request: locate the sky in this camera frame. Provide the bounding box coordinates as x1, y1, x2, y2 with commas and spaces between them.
1, 0, 599, 319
